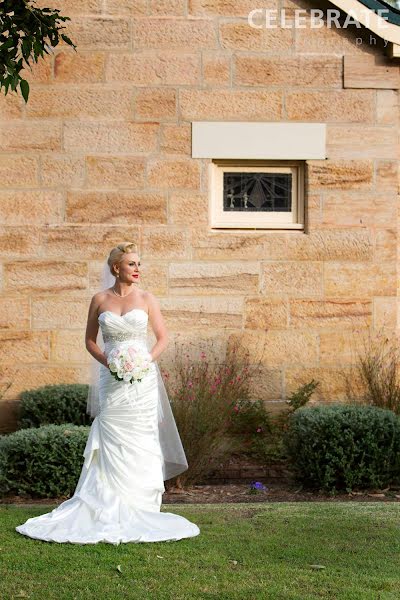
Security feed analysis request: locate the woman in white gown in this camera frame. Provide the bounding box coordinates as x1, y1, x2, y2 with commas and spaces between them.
15, 242, 200, 544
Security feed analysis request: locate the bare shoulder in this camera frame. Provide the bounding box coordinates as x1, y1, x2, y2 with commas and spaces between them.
143, 290, 159, 310
88, 290, 108, 312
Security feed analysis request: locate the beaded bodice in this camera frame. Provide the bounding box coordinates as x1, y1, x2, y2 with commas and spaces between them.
98, 308, 149, 349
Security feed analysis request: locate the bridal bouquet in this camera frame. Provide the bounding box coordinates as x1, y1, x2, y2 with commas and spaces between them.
107, 346, 152, 384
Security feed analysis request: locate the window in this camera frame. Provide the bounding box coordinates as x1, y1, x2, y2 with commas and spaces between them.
210, 160, 304, 230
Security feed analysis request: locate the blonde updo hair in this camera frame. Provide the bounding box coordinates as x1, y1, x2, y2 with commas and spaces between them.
107, 242, 139, 277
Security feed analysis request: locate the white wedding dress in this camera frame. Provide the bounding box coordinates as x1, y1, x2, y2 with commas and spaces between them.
15, 308, 200, 545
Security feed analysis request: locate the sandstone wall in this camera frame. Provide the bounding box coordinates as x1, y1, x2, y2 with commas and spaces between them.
0, 0, 399, 431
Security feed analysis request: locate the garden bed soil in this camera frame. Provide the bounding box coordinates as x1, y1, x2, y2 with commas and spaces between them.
2, 482, 400, 506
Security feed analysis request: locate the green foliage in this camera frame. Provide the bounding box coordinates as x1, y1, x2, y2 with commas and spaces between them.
284, 403, 400, 493
17, 383, 92, 429
286, 379, 320, 411
0, 0, 76, 102
0, 423, 89, 498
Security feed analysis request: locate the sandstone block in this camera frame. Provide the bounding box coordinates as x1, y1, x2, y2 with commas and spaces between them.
0, 122, 61, 152
169, 193, 208, 225
262, 262, 323, 297
0, 191, 63, 226
307, 160, 373, 190
0, 297, 30, 329
376, 161, 399, 192
147, 159, 200, 189
86, 156, 146, 188
35, 0, 102, 13
203, 54, 231, 86
135, 89, 177, 120
244, 297, 289, 329
156, 296, 244, 329
0, 331, 49, 364
321, 193, 397, 228
40, 225, 141, 259
66, 191, 167, 224
285, 367, 352, 401
219, 23, 264, 50
235, 56, 342, 87
4, 261, 88, 293
141, 228, 192, 259
286, 91, 375, 122
319, 330, 369, 366
132, 18, 216, 49
192, 228, 271, 260
374, 229, 397, 262
289, 299, 371, 329
54, 51, 106, 83
190, 0, 277, 15
326, 126, 398, 159
0, 92, 23, 119
32, 297, 90, 329
149, 0, 187, 15
0, 227, 41, 259
374, 297, 397, 330
324, 262, 396, 297
104, 0, 149, 14
26, 87, 132, 119
169, 262, 259, 294
106, 53, 201, 86
278, 229, 373, 261
160, 124, 191, 155
376, 90, 399, 125
0, 156, 38, 187
63, 122, 158, 153
343, 55, 400, 89
64, 17, 131, 49
51, 330, 89, 363
41, 155, 85, 187
180, 89, 282, 119
1, 366, 89, 401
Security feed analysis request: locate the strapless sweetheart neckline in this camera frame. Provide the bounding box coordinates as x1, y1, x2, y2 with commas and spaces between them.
98, 308, 149, 320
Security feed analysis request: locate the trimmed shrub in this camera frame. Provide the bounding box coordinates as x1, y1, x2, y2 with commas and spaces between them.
0, 424, 89, 498
17, 384, 91, 429
284, 403, 400, 493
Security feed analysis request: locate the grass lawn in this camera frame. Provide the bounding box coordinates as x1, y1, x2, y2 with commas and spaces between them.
1, 502, 400, 599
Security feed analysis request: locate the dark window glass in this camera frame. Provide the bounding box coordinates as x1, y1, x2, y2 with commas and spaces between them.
223, 172, 292, 212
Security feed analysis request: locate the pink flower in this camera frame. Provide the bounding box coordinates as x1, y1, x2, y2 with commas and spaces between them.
188, 381, 193, 388
256, 427, 262, 433
233, 406, 239, 413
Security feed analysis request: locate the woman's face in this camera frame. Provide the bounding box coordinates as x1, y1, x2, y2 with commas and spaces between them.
113, 252, 141, 283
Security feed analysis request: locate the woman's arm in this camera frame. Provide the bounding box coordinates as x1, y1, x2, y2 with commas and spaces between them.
85, 294, 108, 367
146, 292, 168, 362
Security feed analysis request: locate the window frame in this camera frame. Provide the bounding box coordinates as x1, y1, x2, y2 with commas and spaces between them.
209, 159, 305, 230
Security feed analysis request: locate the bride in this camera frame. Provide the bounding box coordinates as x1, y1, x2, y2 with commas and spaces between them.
15, 242, 200, 544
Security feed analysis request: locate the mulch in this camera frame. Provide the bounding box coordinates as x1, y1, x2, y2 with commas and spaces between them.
2, 482, 400, 507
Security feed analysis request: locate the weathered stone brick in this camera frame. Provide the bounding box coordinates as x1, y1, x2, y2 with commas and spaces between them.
0, 122, 61, 151
244, 297, 289, 329
324, 262, 396, 297
149, 0, 187, 15
321, 193, 397, 228
319, 330, 369, 366
0, 297, 30, 329
135, 89, 177, 120
141, 228, 192, 259
132, 18, 217, 49
1, 366, 89, 402
0, 227, 41, 259
289, 299, 372, 329
307, 160, 373, 190
4, 261, 88, 293
35, 0, 102, 12
0, 92, 23, 119
66, 191, 167, 224
26, 87, 132, 119
235, 56, 342, 87
279, 229, 373, 261
190, 0, 277, 16
179, 89, 282, 119
147, 159, 200, 189
203, 54, 231, 86
374, 297, 397, 330
374, 229, 397, 262
39, 225, 141, 259
192, 228, 272, 259
41, 155, 85, 187
32, 296, 90, 329
0, 331, 49, 364
169, 262, 259, 294
103, 0, 147, 14
63, 17, 131, 49
156, 296, 244, 329
262, 262, 323, 297
63, 122, 158, 153
219, 23, 264, 50
376, 90, 399, 125
285, 367, 352, 401
54, 51, 106, 83
0, 192, 63, 225
286, 91, 375, 122
106, 53, 201, 85
86, 156, 146, 188
160, 124, 191, 155
169, 193, 208, 225
0, 156, 38, 187
376, 161, 398, 192
51, 330, 89, 363
326, 125, 398, 159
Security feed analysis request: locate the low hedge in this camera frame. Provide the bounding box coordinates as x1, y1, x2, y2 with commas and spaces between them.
17, 384, 91, 429
0, 424, 89, 498
284, 403, 400, 493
